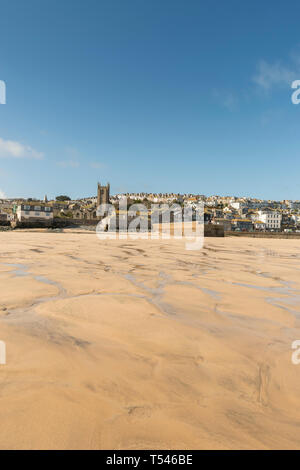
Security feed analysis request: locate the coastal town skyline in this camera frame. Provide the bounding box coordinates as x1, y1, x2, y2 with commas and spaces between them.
1, 188, 300, 203
1, 182, 300, 234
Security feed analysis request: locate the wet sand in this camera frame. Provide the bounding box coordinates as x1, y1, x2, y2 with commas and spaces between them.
0, 231, 300, 449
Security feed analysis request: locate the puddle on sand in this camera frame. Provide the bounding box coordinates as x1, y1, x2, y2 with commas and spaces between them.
234, 281, 292, 295
173, 279, 221, 300
124, 271, 176, 315
3, 263, 28, 277
2, 263, 172, 318
201, 287, 221, 300
5, 262, 63, 284
232, 280, 300, 317
266, 294, 300, 317
2, 262, 67, 303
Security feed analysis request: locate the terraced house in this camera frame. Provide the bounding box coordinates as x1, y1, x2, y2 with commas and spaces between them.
15, 204, 53, 226
257, 210, 282, 230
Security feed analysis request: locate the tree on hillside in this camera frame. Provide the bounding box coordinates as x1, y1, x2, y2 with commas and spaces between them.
56, 195, 71, 201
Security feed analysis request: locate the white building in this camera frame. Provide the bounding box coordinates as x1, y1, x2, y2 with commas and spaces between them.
291, 215, 300, 226
291, 202, 300, 211
254, 221, 267, 231
257, 211, 282, 230
16, 204, 53, 225
230, 202, 244, 211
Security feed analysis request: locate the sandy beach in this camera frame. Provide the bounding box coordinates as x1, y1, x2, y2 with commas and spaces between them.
0, 231, 300, 449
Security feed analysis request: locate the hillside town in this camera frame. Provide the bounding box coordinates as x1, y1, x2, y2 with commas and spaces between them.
0, 182, 300, 232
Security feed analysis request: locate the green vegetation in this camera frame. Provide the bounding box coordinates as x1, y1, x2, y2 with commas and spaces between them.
56, 195, 71, 201
59, 211, 73, 218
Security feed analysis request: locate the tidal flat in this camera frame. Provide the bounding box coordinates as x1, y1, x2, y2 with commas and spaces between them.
0, 231, 300, 449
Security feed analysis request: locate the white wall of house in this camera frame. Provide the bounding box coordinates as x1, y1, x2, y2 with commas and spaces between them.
16, 205, 53, 222
257, 211, 282, 229
291, 202, 300, 211
230, 202, 245, 210
291, 215, 300, 225
254, 222, 266, 230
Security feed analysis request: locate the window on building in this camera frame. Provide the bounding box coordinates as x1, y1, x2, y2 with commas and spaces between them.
35, 212, 40, 216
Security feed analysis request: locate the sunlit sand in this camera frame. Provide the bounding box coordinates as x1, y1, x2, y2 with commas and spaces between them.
0, 231, 300, 449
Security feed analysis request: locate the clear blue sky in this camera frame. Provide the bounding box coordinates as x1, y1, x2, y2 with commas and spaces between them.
1, 0, 300, 200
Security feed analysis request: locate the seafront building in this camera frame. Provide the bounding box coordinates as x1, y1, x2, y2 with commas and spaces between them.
255, 211, 282, 230
14, 203, 53, 226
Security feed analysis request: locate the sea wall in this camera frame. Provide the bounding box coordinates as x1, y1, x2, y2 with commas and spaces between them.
225, 231, 300, 239
11, 218, 225, 237
204, 224, 224, 237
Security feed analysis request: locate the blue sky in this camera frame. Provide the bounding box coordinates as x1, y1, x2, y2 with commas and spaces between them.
1, 0, 300, 200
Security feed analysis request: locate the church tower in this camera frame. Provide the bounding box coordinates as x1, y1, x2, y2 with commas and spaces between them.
97, 182, 110, 206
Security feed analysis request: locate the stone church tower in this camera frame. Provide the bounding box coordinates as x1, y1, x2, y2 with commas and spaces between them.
97, 182, 110, 206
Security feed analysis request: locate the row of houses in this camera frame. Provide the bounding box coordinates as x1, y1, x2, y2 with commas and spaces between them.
1, 189, 300, 233
11, 204, 54, 226
212, 210, 282, 232
6, 204, 283, 232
